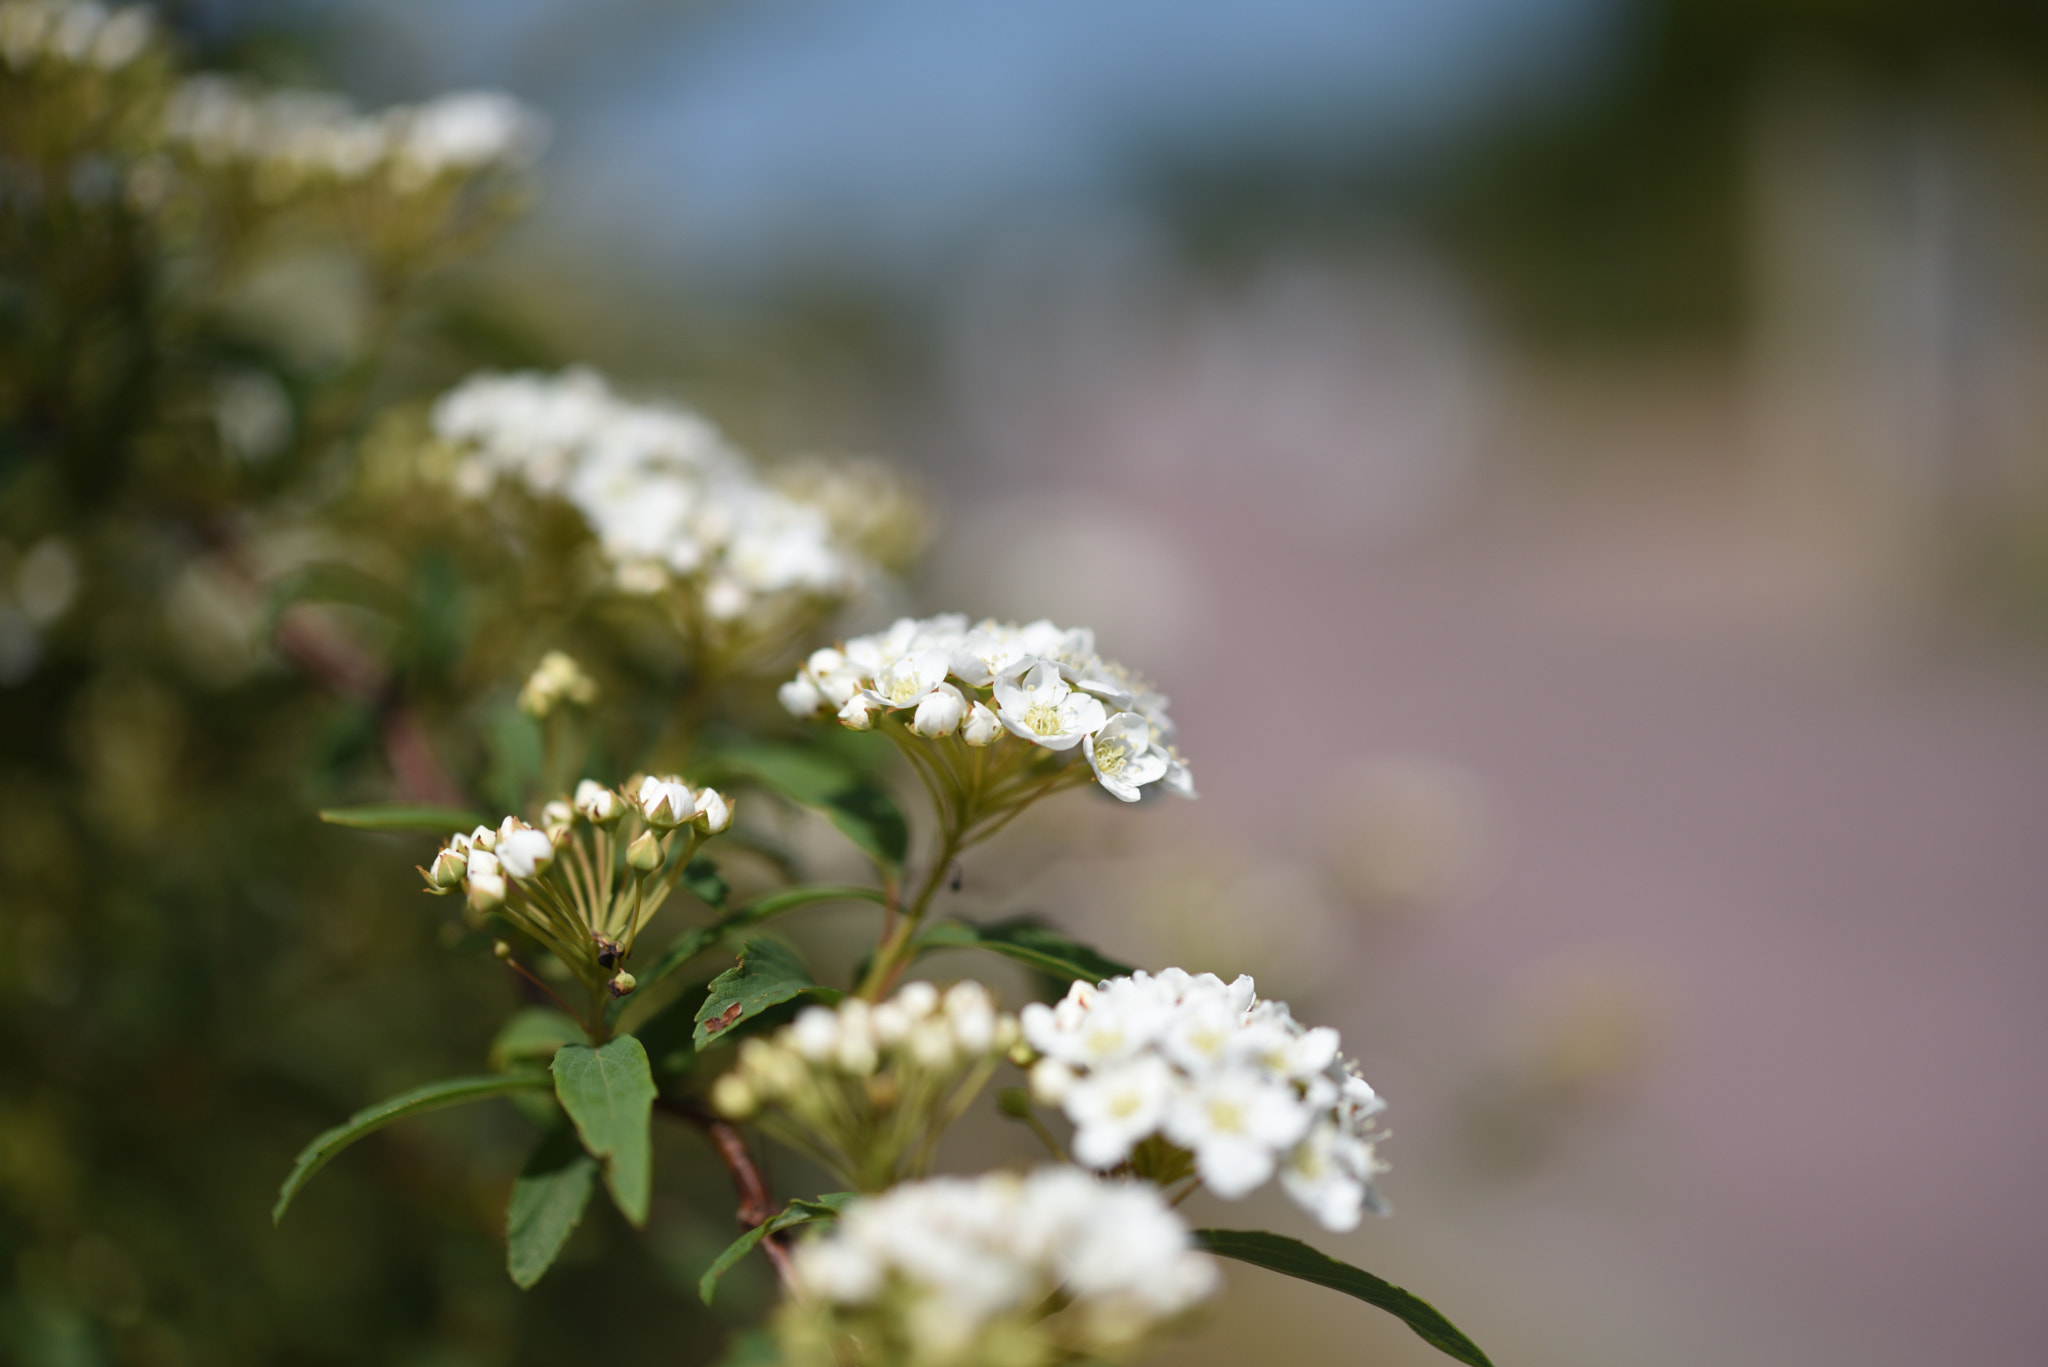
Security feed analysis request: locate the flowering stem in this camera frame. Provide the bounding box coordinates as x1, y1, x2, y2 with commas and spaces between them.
856, 827, 962, 1001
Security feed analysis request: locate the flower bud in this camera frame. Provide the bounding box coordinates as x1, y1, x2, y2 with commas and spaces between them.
961, 701, 1002, 747
911, 682, 967, 739
637, 775, 693, 830
1030, 1058, 1075, 1105
711, 1072, 757, 1119
779, 675, 825, 718
467, 848, 502, 883
791, 1006, 839, 1062
896, 981, 939, 1018
467, 870, 507, 912
497, 826, 555, 880
468, 824, 498, 852
493, 939, 513, 960
574, 779, 623, 826
608, 970, 637, 999
423, 846, 466, 891
626, 830, 664, 873
693, 786, 732, 834
836, 694, 873, 732
540, 799, 574, 837
519, 650, 597, 718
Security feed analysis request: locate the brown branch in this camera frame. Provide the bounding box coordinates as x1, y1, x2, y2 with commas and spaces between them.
657, 1095, 796, 1286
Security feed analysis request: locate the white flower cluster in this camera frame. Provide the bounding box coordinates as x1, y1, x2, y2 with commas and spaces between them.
1025, 969, 1389, 1231
715, 982, 1018, 1191
788, 1168, 1217, 1365
780, 614, 1194, 804
162, 76, 546, 193
430, 369, 871, 628
0, 0, 153, 73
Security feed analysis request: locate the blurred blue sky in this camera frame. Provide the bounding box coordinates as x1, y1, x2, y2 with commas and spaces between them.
243, 0, 1623, 284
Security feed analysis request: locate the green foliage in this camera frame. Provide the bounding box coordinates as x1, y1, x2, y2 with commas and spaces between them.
272, 1072, 554, 1224
490, 1008, 589, 1071
693, 939, 833, 1050
683, 855, 731, 910
915, 917, 1136, 983
317, 802, 493, 832
552, 1036, 659, 1226
507, 1127, 601, 1289
698, 1193, 857, 1305
707, 739, 908, 870
1192, 1229, 1495, 1367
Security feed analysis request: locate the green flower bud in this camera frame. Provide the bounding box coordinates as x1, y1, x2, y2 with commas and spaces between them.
626, 830, 663, 872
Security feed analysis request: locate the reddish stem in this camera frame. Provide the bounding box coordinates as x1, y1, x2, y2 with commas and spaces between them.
658, 1096, 796, 1286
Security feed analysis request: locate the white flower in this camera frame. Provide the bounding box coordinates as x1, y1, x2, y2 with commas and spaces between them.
864, 649, 950, 711
960, 700, 1001, 747
1083, 712, 1169, 802
910, 682, 967, 739
1280, 1122, 1375, 1232
994, 660, 1106, 752
836, 694, 874, 731
636, 775, 694, 829
1165, 1068, 1313, 1197
1066, 1056, 1178, 1168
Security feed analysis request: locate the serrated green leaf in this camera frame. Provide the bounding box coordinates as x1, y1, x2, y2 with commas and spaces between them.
639, 885, 888, 993
915, 918, 1136, 984
1192, 1229, 1494, 1367
693, 939, 835, 1050
699, 1192, 858, 1305
709, 741, 908, 870
551, 1036, 658, 1226
489, 1008, 587, 1072
683, 856, 730, 910
317, 803, 489, 833
506, 1126, 598, 1289
273, 1072, 552, 1224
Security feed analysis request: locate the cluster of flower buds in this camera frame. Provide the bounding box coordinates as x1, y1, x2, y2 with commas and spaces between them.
712, 982, 1019, 1192
779, 1167, 1218, 1367
516, 650, 597, 719
161, 75, 547, 199
1023, 969, 1389, 1231
420, 774, 730, 1003
428, 369, 902, 667
0, 0, 153, 73
781, 614, 1194, 809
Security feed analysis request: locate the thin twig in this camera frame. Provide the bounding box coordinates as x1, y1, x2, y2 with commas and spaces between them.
501, 956, 588, 1034
657, 1095, 797, 1287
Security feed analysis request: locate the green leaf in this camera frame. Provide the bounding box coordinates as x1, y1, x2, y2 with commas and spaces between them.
699, 1193, 858, 1305
639, 885, 888, 993
551, 1036, 658, 1226
683, 856, 730, 911
317, 803, 489, 833
273, 1072, 552, 1224
489, 1008, 587, 1072
709, 741, 908, 870
713, 1330, 781, 1367
1191, 1229, 1495, 1367
915, 918, 1136, 984
505, 1126, 598, 1289
693, 938, 835, 1050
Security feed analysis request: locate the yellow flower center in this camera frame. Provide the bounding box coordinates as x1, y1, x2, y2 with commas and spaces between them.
1092, 737, 1128, 776
1025, 701, 1063, 736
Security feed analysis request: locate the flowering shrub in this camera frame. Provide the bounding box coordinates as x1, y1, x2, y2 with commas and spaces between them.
3, 6, 1494, 1363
